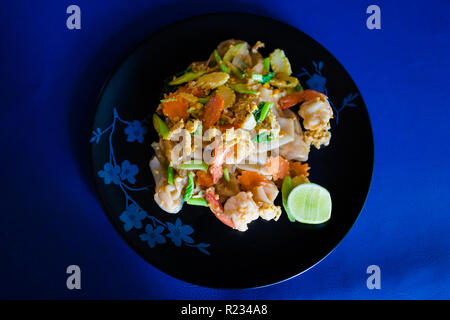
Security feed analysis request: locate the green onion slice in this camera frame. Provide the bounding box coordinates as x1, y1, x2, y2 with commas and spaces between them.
223, 167, 230, 182
167, 166, 173, 185
213, 50, 230, 74
253, 102, 264, 122
258, 102, 273, 123
183, 172, 195, 201
197, 97, 210, 104
160, 98, 178, 103
168, 71, 205, 85
252, 131, 273, 143
264, 57, 271, 73
186, 197, 209, 207
262, 72, 275, 84
229, 83, 259, 95
178, 160, 209, 172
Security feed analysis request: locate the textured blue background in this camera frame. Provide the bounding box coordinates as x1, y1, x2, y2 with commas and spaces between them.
0, 0, 449, 299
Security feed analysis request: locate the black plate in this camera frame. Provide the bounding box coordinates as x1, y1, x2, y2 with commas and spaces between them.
90, 13, 374, 289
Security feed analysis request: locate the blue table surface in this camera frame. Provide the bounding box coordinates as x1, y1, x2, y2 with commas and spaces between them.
0, 0, 449, 299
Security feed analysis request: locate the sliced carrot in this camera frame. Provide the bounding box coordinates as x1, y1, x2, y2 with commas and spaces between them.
161, 92, 189, 121
238, 171, 268, 191
196, 170, 214, 188
279, 89, 327, 109
265, 155, 290, 181
289, 161, 310, 177
200, 93, 225, 129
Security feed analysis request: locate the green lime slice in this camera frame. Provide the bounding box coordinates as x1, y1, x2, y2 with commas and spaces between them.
287, 183, 332, 224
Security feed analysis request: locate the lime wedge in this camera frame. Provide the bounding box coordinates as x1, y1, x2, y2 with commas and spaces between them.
287, 183, 332, 224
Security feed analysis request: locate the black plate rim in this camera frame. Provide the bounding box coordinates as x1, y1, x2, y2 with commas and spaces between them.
89, 11, 375, 289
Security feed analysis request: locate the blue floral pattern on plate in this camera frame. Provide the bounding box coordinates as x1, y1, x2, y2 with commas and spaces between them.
90, 108, 210, 255
139, 224, 166, 248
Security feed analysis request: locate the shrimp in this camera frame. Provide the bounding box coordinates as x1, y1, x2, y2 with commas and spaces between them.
279, 89, 332, 130
298, 97, 333, 131
154, 174, 187, 214
279, 89, 333, 147
223, 191, 259, 232
279, 89, 327, 109
265, 155, 290, 182
208, 143, 229, 184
